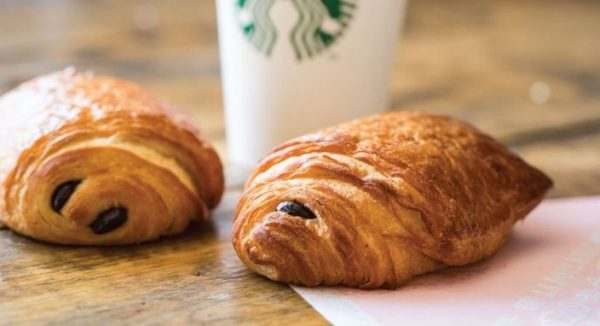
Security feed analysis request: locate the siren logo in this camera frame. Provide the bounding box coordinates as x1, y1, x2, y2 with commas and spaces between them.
235, 0, 357, 60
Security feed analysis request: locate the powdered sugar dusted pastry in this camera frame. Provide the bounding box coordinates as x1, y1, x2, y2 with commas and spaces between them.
0, 69, 224, 245
233, 112, 552, 288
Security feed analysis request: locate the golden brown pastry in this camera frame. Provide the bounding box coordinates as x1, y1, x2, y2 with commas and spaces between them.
0, 68, 224, 245
233, 112, 552, 289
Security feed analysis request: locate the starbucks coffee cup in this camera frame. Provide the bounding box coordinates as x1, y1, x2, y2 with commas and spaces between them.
216, 0, 407, 173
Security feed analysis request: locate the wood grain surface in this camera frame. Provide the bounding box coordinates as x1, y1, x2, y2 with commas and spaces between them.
0, 0, 599, 325
1, 191, 326, 325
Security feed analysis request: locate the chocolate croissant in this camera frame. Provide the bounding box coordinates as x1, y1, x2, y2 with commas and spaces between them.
0, 69, 224, 245
233, 112, 552, 288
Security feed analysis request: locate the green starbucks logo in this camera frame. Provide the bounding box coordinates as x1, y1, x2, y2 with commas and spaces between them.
235, 0, 357, 60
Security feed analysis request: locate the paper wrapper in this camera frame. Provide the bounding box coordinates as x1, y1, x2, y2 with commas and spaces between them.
294, 196, 600, 325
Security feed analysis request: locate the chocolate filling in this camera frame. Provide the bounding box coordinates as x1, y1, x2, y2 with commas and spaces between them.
90, 207, 128, 234
276, 201, 316, 219
51, 180, 82, 213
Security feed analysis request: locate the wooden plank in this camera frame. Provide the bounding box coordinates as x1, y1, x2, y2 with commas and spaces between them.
0, 191, 326, 326
391, 0, 600, 138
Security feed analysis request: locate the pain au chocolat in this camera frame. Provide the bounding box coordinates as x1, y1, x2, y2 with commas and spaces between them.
233, 111, 552, 289
0, 69, 224, 245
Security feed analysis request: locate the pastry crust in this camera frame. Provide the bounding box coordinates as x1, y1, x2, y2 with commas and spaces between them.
233, 112, 552, 288
0, 68, 224, 245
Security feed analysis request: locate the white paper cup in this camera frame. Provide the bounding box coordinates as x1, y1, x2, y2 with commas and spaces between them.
217, 0, 407, 172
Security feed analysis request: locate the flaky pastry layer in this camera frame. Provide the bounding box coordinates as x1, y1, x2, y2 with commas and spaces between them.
0, 69, 224, 245
233, 112, 552, 288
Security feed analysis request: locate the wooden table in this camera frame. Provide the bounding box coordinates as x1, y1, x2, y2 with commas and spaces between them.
1, 0, 599, 324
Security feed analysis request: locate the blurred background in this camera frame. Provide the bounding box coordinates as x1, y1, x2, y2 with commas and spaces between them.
0, 0, 599, 197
